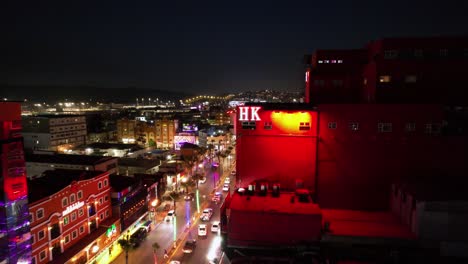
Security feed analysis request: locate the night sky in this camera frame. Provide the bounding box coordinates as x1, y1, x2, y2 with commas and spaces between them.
3, 1, 468, 94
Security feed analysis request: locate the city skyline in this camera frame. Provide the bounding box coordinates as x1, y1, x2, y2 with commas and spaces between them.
3, 0, 468, 95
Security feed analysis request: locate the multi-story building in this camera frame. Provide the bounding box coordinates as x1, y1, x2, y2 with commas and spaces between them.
228, 36, 468, 262
305, 36, 468, 105
0, 102, 31, 263
28, 169, 118, 264
116, 119, 136, 144
22, 115, 87, 152
109, 175, 149, 231
26, 154, 118, 179
153, 119, 176, 149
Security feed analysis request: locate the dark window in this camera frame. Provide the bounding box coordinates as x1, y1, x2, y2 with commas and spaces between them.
348, 122, 359, 131
328, 122, 337, 129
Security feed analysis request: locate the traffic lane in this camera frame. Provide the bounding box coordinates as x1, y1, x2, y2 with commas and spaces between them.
170, 200, 222, 263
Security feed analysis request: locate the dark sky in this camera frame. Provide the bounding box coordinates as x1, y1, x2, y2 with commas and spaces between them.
2, 0, 468, 94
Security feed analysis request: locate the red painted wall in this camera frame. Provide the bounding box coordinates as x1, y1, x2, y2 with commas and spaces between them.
236, 107, 318, 191
316, 104, 468, 210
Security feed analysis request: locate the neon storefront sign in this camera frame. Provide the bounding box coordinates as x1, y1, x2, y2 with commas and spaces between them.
62, 201, 84, 216
238, 106, 261, 121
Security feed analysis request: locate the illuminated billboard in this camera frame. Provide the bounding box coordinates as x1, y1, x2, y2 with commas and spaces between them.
182, 123, 198, 132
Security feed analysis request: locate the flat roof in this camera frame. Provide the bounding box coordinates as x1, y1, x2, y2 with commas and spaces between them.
321, 209, 416, 240
28, 169, 106, 204
394, 176, 468, 202
244, 102, 315, 111
26, 153, 116, 165
229, 191, 321, 215
109, 174, 140, 192
83, 142, 143, 150
118, 158, 160, 169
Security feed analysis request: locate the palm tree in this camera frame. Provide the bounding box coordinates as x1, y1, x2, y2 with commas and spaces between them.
191, 173, 204, 190
152, 242, 160, 264
180, 179, 195, 194
118, 238, 133, 264
164, 191, 180, 212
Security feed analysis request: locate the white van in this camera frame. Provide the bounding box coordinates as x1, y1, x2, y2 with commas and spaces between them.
165, 210, 175, 222
198, 224, 207, 236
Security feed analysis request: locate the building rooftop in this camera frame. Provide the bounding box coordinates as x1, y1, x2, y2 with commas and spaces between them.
83, 142, 143, 151
28, 169, 106, 204
321, 209, 416, 240
26, 153, 116, 165
229, 190, 321, 215
25, 114, 84, 119
118, 157, 160, 169
244, 102, 315, 111
109, 174, 140, 193
395, 175, 468, 202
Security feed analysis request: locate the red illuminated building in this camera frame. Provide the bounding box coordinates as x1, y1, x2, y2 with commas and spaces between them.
226, 36, 468, 262
305, 36, 468, 105
0, 102, 31, 263
28, 169, 118, 264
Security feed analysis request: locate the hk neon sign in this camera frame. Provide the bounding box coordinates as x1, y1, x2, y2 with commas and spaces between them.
238, 106, 261, 121
62, 201, 84, 216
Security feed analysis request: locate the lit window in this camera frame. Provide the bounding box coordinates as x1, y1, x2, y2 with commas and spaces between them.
348, 122, 359, 131
331, 60, 337, 63
337, 60, 343, 63
405, 123, 416, 132
378, 123, 393, 133
405, 75, 417, 83
64, 235, 70, 244
324, 60, 329, 63
384, 50, 398, 59
70, 194, 76, 203
63, 216, 69, 226
77, 191, 83, 200
318, 60, 323, 64
379, 75, 391, 83
328, 122, 337, 129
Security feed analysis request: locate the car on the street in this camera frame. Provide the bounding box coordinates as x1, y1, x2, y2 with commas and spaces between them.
198, 224, 207, 236
129, 228, 147, 247
198, 177, 207, 184
182, 239, 197, 254
201, 208, 213, 221
212, 192, 222, 203
184, 192, 195, 201
169, 261, 181, 264
222, 184, 229, 192
211, 221, 220, 233
224, 177, 230, 184
165, 210, 175, 222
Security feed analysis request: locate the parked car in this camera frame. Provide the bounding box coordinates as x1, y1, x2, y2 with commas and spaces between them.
130, 228, 147, 247
198, 224, 207, 236
165, 210, 175, 222
211, 221, 220, 233
201, 208, 213, 221
222, 184, 229, 192
184, 192, 195, 201
182, 239, 197, 253
199, 177, 207, 184
224, 177, 231, 184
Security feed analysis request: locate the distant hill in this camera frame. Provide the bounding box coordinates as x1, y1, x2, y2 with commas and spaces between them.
0, 84, 193, 103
